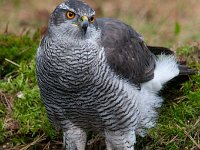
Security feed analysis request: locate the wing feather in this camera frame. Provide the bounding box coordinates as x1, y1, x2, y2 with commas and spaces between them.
97, 18, 156, 87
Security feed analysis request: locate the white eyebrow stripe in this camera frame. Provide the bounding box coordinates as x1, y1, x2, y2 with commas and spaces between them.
58, 3, 76, 12
58, 3, 95, 16
58, 3, 69, 9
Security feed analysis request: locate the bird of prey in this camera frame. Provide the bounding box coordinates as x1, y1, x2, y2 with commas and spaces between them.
36, 0, 194, 149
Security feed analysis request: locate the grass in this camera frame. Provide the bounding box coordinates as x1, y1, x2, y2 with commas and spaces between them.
0, 33, 39, 77
0, 33, 58, 149
0, 32, 199, 149
148, 74, 200, 149
144, 46, 200, 149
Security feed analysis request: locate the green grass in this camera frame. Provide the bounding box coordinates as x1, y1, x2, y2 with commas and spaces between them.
148, 74, 200, 149
0, 103, 6, 143
0, 33, 199, 149
145, 46, 200, 149
0, 33, 39, 77
0, 33, 57, 148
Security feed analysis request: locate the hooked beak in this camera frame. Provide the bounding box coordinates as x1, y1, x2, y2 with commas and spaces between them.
80, 16, 89, 34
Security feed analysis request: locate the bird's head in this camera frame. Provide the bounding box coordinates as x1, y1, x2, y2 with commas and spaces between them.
48, 0, 99, 39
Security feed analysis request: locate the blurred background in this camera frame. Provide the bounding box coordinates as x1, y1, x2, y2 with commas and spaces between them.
0, 0, 200, 47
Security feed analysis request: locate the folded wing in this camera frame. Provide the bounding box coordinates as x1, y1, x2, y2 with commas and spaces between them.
97, 18, 156, 87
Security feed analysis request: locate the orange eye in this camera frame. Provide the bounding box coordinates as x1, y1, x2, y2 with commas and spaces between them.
66, 11, 75, 19
90, 16, 95, 23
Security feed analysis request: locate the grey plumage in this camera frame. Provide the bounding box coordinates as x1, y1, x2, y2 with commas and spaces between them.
36, 0, 193, 149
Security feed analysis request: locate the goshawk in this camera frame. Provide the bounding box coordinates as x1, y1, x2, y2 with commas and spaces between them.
36, 0, 194, 149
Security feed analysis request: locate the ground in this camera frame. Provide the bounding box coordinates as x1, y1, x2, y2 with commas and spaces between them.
0, 0, 199, 149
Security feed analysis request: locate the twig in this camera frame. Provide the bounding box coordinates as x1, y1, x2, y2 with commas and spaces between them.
17, 47, 31, 56
174, 96, 187, 103
43, 141, 50, 150
5, 58, 20, 67
19, 134, 46, 150
176, 125, 200, 149
0, 91, 13, 113
167, 134, 178, 144
194, 117, 200, 127
183, 130, 200, 149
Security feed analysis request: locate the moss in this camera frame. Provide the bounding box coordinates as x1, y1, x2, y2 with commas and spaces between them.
145, 47, 200, 149
0, 34, 39, 78
0, 107, 5, 143
0, 33, 57, 147
0, 119, 5, 143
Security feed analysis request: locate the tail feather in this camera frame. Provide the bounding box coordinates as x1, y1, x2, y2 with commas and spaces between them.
148, 45, 197, 76
147, 46, 175, 55
178, 64, 196, 76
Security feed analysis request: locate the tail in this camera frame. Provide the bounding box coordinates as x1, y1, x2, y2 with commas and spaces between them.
178, 65, 196, 75
137, 46, 196, 137
142, 46, 196, 92
148, 45, 196, 76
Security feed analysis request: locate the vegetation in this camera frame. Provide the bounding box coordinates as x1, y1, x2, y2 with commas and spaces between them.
0, 31, 199, 149
0, 33, 58, 149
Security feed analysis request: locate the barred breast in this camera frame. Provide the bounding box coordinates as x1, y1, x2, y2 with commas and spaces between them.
36, 35, 141, 133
